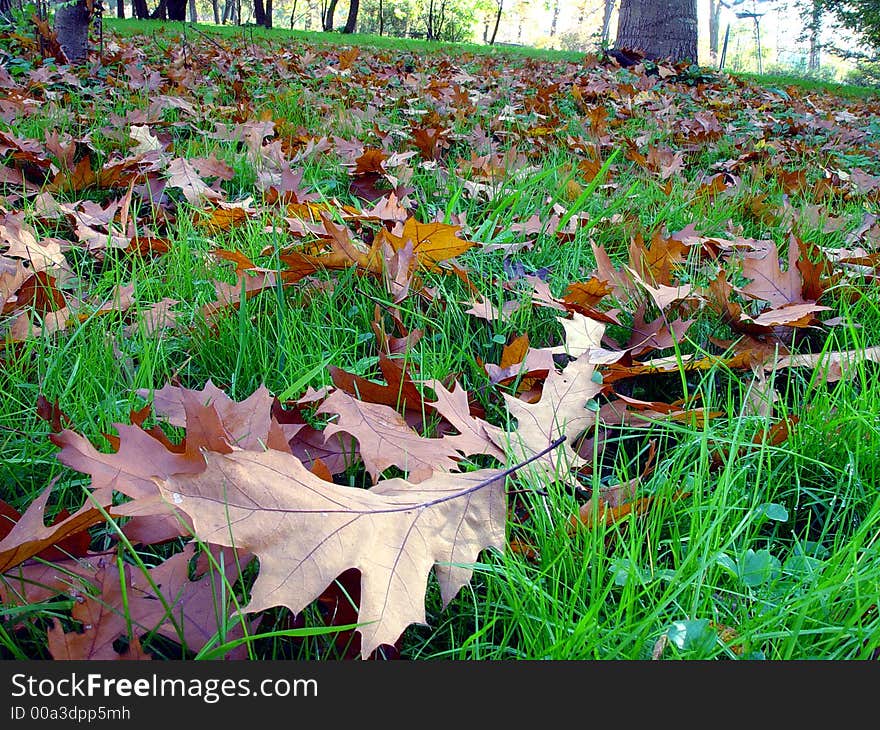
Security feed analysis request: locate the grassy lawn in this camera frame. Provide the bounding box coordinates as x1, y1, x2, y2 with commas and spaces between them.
1, 17, 879, 660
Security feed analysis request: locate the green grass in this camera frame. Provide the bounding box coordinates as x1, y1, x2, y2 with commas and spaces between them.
1, 17, 880, 661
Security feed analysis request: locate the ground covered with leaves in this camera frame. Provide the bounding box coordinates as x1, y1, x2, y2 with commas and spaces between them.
2, 19, 880, 660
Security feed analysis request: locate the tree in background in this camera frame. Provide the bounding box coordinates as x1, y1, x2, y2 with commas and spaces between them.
708, 0, 723, 63
820, 0, 880, 57
420, 0, 475, 40
342, 0, 359, 31
254, 0, 273, 25
487, 0, 502, 43
321, 0, 338, 29
614, 0, 698, 62
600, 0, 616, 47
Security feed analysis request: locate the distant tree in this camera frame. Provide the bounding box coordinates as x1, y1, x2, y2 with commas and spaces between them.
614, 0, 698, 62
488, 0, 502, 43
342, 0, 359, 31
819, 0, 880, 57
806, 0, 822, 70
547, 0, 559, 36
708, 0, 722, 62
420, 0, 477, 40
321, 0, 339, 29
254, 0, 271, 25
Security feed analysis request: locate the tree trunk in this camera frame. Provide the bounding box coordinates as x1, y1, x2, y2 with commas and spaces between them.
222, 0, 232, 22
549, 0, 558, 37
167, 0, 186, 19
601, 0, 615, 46
117, 0, 125, 18
54, 0, 90, 62
151, 0, 167, 19
0, 0, 11, 20
265, 0, 272, 26
342, 0, 357, 32
614, 0, 697, 63
378, 0, 383, 35
189, 0, 197, 21
489, 0, 502, 44
212, 0, 220, 23
808, 1, 821, 72
254, 0, 267, 25
708, 0, 721, 63
132, 0, 150, 18
322, 0, 338, 30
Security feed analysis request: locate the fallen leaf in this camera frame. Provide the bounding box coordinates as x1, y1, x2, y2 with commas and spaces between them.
155, 449, 506, 658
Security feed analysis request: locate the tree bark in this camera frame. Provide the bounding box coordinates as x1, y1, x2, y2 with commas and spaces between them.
322, 0, 337, 30
166, 0, 186, 19
808, 1, 821, 71
265, 0, 272, 26
489, 0, 502, 44
254, 0, 267, 25
189, 0, 197, 21
117, 0, 125, 18
342, 0, 358, 32
151, 0, 167, 19
708, 0, 721, 63
212, 0, 220, 23
614, 0, 697, 63
132, 0, 150, 18
54, 0, 90, 62
549, 0, 558, 37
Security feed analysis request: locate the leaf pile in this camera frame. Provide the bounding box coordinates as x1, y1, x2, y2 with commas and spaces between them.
1, 26, 879, 659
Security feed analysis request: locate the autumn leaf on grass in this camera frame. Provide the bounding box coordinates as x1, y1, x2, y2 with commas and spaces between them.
165, 158, 224, 206
422, 380, 506, 461
627, 228, 689, 286
0, 484, 115, 575
769, 346, 880, 384
737, 234, 830, 309
490, 356, 605, 478
139, 380, 275, 451
47, 545, 253, 660
49, 387, 242, 510
483, 333, 555, 390
378, 217, 477, 271
624, 266, 696, 310
329, 353, 431, 420
464, 295, 522, 322
155, 449, 506, 658
0, 550, 114, 610
1, 212, 68, 273
545, 312, 624, 364
279, 215, 383, 283
316, 389, 464, 483
201, 270, 278, 324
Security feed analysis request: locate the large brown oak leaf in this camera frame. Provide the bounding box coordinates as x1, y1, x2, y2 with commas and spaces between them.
155, 449, 506, 658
